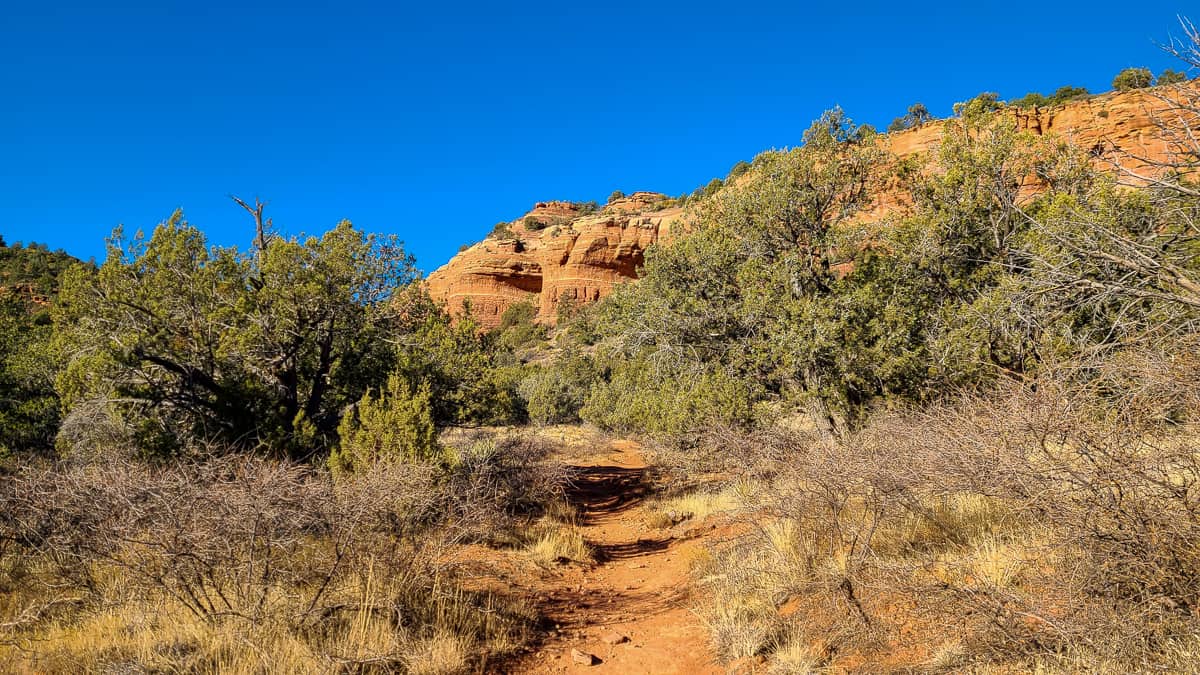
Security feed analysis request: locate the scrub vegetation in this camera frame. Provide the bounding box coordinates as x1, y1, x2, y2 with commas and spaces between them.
3, 21, 1200, 674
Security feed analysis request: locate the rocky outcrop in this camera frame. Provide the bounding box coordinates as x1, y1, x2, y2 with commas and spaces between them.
426, 193, 682, 327
883, 87, 1184, 169
428, 87, 1195, 327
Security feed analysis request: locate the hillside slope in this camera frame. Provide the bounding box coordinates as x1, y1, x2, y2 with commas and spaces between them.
428, 87, 1190, 328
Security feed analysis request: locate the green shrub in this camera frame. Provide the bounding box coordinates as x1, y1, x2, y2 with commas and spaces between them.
52, 213, 416, 459
1009, 91, 1049, 109
607, 190, 625, 203
0, 295, 61, 458
489, 222, 514, 239
393, 313, 526, 426
1048, 85, 1091, 104
581, 360, 758, 439
329, 375, 441, 477
887, 102, 933, 132
727, 160, 752, 179
496, 300, 546, 350
555, 293, 602, 345
1113, 67, 1153, 91
691, 177, 725, 202
952, 92, 1002, 118
517, 352, 598, 425
1010, 86, 1091, 109
498, 300, 537, 331
1158, 68, 1188, 85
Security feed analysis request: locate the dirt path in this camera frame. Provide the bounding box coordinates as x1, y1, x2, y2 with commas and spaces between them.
511, 439, 722, 674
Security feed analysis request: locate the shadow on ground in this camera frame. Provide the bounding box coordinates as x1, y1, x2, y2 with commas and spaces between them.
565, 464, 648, 521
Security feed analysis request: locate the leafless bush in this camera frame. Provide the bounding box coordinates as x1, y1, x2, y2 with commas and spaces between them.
0, 457, 403, 624
646, 420, 824, 490
695, 338, 1200, 669
867, 345, 1200, 660
0, 433, 567, 671
440, 432, 570, 541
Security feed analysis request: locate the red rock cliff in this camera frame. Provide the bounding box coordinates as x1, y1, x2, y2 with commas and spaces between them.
426, 193, 683, 327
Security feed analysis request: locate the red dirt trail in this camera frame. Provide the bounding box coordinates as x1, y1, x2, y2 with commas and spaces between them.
508, 439, 722, 674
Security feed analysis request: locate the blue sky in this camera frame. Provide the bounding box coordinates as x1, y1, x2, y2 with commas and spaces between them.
1, 1, 1193, 272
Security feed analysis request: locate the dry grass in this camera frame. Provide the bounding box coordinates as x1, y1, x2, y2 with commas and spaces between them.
683, 357, 1200, 672
0, 546, 534, 674
0, 431, 564, 673
403, 630, 472, 675
694, 528, 806, 661
767, 632, 823, 674
524, 522, 594, 567
926, 640, 968, 671
643, 480, 753, 529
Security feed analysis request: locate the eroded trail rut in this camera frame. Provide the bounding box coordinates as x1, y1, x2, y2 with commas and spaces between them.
511, 439, 721, 674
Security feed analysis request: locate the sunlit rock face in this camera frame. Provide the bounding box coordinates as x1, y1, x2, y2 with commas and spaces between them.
427, 193, 681, 328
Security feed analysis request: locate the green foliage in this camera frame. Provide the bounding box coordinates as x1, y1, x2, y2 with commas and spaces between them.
953, 92, 1002, 119
690, 177, 725, 202
329, 375, 441, 476
1010, 86, 1091, 109
1008, 92, 1049, 109
498, 300, 536, 331
393, 311, 525, 427
574, 106, 1126, 439
887, 102, 933, 133
1049, 85, 1091, 104
518, 350, 598, 425
607, 190, 625, 203
523, 216, 549, 231
555, 292, 601, 345
495, 300, 546, 350
489, 221, 514, 239
0, 241, 78, 299
581, 358, 758, 437
708, 107, 883, 271
1113, 67, 1154, 91
1024, 186, 1200, 347
854, 123, 878, 141
728, 160, 753, 179
0, 241, 80, 459
0, 295, 60, 459
53, 211, 417, 458
578, 108, 890, 436
856, 116, 1100, 396
1158, 68, 1189, 85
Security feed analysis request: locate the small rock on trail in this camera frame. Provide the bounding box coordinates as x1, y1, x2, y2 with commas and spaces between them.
601, 630, 629, 645
571, 648, 598, 666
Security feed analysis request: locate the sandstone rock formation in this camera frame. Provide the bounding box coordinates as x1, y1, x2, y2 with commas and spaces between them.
428, 87, 1193, 328
426, 193, 682, 328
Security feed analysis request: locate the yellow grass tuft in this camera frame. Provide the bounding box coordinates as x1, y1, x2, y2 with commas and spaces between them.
926, 640, 968, 672
768, 633, 823, 674
644, 482, 751, 528
404, 630, 472, 675
525, 523, 594, 567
